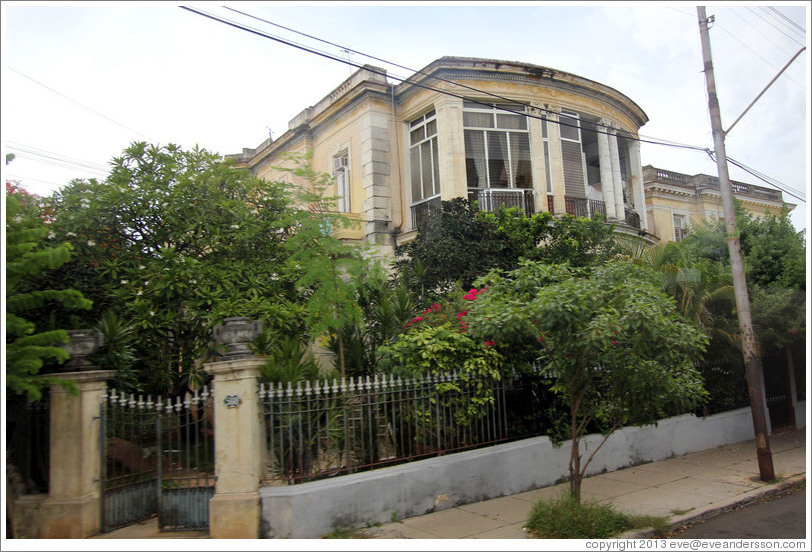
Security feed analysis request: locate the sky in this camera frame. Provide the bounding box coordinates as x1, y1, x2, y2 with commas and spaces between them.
1, 1, 809, 234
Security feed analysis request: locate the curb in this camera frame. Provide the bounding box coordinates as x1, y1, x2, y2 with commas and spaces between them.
618, 474, 806, 539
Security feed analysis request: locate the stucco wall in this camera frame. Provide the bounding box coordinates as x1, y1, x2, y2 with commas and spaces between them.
259, 407, 761, 538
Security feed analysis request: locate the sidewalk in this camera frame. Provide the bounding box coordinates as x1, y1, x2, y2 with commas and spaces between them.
92, 427, 806, 539
367, 427, 807, 539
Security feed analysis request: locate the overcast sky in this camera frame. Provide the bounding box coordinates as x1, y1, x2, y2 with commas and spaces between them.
2, 2, 809, 233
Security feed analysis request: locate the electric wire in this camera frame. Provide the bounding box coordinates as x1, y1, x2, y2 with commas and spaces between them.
6, 67, 152, 140
705, 150, 806, 203
748, 6, 807, 48
184, 5, 801, 203
6, 143, 110, 174
185, 5, 708, 155
765, 6, 806, 35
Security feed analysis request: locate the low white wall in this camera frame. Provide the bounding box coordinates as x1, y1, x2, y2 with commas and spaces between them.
259, 408, 757, 538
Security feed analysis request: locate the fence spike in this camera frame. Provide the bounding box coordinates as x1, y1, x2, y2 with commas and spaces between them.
259, 382, 266, 400
137, 395, 144, 409
365, 375, 372, 390
175, 396, 183, 412
183, 394, 191, 409
165, 397, 173, 414
146, 395, 153, 410
286, 381, 293, 398
128, 393, 136, 409
305, 380, 312, 396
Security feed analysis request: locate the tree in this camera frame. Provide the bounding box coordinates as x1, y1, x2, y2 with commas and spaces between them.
5, 182, 92, 401
46, 142, 301, 395
466, 259, 708, 501
395, 199, 620, 302
275, 154, 370, 378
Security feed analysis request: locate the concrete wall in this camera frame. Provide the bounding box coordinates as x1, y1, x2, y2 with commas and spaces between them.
259, 407, 759, 538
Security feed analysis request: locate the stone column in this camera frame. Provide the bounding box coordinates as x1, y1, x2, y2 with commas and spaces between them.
528, 104, 548, 213
597, 119, 617, 219
361, 109, 392, 245
608, 128, 625, 221
206, 317, 264, 538
546, 107, 567, 216
39, 370, 115, 538
628, 138, 649, 231
435, 96, 466, 202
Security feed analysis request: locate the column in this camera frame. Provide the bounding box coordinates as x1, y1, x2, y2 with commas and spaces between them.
546, 107, 567, 216
39, 370, 115, 538
528, 103, 548, 213
435, 96, 467, 202
206, 357, 265, 538
361, 110, 392, 245
597, 119, 617, 219
628, 138, 649, 232
608, 128, 625, 221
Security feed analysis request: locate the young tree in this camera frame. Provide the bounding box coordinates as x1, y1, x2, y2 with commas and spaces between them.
5, 182, 92, 401
466, 260, 709, 501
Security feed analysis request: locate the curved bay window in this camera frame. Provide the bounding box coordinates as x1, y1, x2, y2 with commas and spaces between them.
463, 101, 533, 213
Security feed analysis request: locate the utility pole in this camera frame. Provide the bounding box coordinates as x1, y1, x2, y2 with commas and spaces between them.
696, 6, 774, 481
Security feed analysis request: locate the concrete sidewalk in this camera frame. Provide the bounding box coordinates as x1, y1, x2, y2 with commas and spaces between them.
366, 427, 807, 539
92, 427, 806, 539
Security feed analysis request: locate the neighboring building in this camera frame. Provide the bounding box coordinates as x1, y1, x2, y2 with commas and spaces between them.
227, 57, 653, 251
643, 165, 795, 243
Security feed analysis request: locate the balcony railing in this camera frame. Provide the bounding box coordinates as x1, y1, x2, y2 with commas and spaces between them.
411, 195, 442, 230
561, 196, 607, 220
468, 188, 535, 215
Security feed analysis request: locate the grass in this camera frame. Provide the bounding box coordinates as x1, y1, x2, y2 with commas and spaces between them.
526, 494, 668, 539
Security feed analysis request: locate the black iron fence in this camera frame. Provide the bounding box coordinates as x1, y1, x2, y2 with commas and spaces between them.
260, 373, 510, 485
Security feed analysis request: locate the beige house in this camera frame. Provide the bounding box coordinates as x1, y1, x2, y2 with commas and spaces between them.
643, 165, 794, 243
227, 56, 653, 251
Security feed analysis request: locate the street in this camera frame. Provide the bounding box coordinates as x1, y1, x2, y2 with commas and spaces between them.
667, 484, 807, 539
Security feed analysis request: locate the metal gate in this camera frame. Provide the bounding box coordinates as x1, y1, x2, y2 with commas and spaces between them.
100, 387, 216, 532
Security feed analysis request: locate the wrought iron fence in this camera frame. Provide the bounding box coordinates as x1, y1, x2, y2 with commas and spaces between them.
101, 388, 215, 531
260, 373, 509, 485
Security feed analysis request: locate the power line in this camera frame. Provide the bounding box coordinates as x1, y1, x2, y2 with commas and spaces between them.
748, 6, 806, 47
183, 6, 800, 203
6, 67, 152, 140
6, 143, 110, 175
705, 151, 806, 203
764, 7, 806, 39
184, 6, 708, 154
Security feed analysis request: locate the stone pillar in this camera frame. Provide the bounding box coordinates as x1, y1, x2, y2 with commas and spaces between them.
608, 128, 625, 221
546, 108, 567, 216
38, 370, 115, 538
361, 110, 392, 245
435, 96, 466, 202
597, 119, 617, 219
207, 317, 264, 538
528, 104, 548, 213
628, 138, 649, 231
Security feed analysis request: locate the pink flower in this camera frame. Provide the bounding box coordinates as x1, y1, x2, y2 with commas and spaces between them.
612, 340, 618, 346
484, 340, 496, 348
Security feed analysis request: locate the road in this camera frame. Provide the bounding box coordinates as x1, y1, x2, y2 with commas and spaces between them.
667, 484, 807, 539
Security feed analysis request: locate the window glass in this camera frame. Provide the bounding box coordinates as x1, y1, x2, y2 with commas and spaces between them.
496, 113, 526, 130
559, 114, 580, 141
463, 111, 494, 128
409, 109, 440, 203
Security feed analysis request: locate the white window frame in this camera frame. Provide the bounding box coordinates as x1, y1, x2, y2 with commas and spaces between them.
332, 152, 350, 212
673, 213, 687, 242
463, 101, 532, 190
409, 109, 440, 203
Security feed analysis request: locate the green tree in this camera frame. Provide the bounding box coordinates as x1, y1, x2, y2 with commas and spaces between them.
466, 260, 708, 501
46, 142, 301, 395
395, 199, 620, 302
275, 154, 369, 378
5, 183, 92, 401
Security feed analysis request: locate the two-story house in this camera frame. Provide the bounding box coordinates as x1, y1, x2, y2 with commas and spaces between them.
643, 165, 795, 243
227, 56, 653, 251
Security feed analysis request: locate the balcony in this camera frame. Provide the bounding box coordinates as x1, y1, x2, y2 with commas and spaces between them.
558, 196, 607, 219
468, 188, 535, 215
